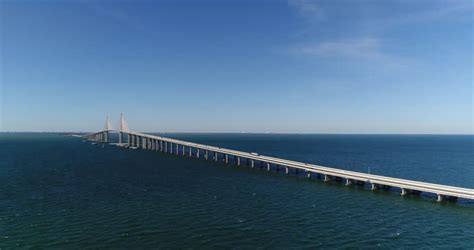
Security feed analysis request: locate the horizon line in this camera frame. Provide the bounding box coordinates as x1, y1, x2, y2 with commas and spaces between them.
1, 131, 473, 136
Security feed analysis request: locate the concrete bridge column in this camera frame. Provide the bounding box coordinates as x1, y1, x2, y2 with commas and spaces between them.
205, 150, 208, 160
164, 142, 168, 153
437, 194, 444, 202
251, 160, 255, 168
214, 152, 218, 162
324, 175, 331, 182
237, 157, 241, 166
130, 134, 134, 147
225, 154, 229, 164
176, 144, 179, 155
182, 145, 186, 156
401, 188, 408, 196
306, 171, 311, 178
266, 162, 271, 172
160, 141, 163, 152
196, 149, 200, 158
371, 183, 378, 191
155, 140, 159, 151
119, 132, 123, 144
285, 167, 289, 175
346, 179, 352, 186
189, 147, 192, 157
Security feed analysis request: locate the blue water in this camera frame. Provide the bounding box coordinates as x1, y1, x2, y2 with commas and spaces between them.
0, 133, 473, 248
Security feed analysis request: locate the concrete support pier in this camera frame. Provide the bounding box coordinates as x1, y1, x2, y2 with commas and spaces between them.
437, 194, 444, 202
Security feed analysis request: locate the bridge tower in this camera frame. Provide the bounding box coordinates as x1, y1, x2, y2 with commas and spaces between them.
103, 114, 113, 142
118, 113, 130, 144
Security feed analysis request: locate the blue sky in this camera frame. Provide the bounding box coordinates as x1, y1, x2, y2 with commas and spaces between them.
1, 0, 472, 133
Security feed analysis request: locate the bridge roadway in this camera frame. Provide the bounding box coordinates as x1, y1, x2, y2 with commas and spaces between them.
85, 130, 474, 203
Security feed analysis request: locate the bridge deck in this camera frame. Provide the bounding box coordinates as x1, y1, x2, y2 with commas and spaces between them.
86, 130, 474, 201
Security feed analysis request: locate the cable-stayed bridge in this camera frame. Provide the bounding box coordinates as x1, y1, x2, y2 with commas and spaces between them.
83, 114, 474, 204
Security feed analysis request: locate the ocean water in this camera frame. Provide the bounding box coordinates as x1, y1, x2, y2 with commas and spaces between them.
0, 133, 473, 248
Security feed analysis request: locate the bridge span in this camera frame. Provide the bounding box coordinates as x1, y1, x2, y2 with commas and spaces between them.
83, 114, 474, 203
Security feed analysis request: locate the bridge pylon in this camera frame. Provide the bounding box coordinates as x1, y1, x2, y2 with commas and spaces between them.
118, 113, 130, 144
102, 114, 113, 142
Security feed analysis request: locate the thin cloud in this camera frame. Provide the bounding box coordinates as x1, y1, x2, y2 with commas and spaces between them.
288, 0, 324, 22
284, 1, 472, 67
295, 38, 383, 60
83, 2, 159, 38
288, 37, 413, 69
381, 1, 473, 30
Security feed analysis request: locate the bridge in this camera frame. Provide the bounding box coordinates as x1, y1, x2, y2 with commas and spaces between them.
83, 114, 474, 203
